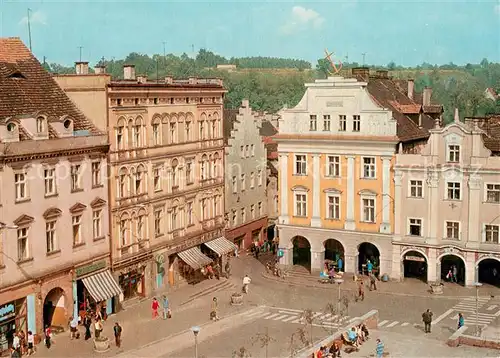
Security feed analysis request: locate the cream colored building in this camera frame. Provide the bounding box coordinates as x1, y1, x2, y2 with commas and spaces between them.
55, 64, 232, 301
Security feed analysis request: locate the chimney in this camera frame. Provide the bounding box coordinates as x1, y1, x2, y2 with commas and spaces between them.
454, 107, 460, 123
94, 65, 106, 74
137, 75, 148, 84
165, 76, 173, 84
407, 79, 414, 100
376, 70, 389, 79
188, 77, 197, 85
352, 67, 370, 81
242, 99, 250, 108
423, 87, 432, 106
123, 64, 136, 80
75, 62, 89, 75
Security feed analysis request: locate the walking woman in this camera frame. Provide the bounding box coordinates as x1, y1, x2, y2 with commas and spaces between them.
151, 297, 160, 319
84, 314, 92, 340
457, 313, 465, 329
44, 326, 52, 349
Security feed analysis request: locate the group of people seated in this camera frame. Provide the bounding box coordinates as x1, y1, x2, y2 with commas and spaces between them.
342, 324, 369, 350
319, 262, 343, 283
315, 341, 342, 358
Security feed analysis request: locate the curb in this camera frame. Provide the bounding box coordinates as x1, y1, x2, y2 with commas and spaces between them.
260, 271, 493, 300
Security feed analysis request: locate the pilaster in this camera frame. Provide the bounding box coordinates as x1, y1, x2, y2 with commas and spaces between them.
393, 171, 403, 236
379, 156, 392, 233
310, 248, 325, 273
427, 248, 437, 283
391, 245, 402, 281
426, 172, 439, 239
344, 155, 356, 231
467, 175, 481, 243
279, 154, 289, 224
311, 154, 321, 227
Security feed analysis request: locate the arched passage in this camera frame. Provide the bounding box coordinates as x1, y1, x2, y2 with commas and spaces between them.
478, 258, 500, 287
402, 250, 428, 282
292, 236, 311, 270
324, 239, 344, 271
358, 242, 380, 275
440, 254, 466, 285
43, 288, 66, 328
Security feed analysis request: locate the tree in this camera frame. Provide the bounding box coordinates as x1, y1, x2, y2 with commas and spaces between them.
232, 347, 251, 358
289, 327, 309, 357
316, 58, 331, 79
251, 327, 275, 358
387, 61, 396, 71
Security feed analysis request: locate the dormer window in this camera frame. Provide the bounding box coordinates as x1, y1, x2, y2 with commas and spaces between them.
7, 123, 16, 132
64, 119, 72, 129
36, 117, 45, 133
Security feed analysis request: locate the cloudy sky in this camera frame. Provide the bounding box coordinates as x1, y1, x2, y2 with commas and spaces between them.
2, 0, 499, 67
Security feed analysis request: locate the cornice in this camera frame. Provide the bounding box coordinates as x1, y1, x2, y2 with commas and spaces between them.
1, 145, 109, 164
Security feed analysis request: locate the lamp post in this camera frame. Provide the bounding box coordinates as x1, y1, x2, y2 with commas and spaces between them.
474, 282, 482, 336
191, 326, 200, 358
334, 278, 344, 317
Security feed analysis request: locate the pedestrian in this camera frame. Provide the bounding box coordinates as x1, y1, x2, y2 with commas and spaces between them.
446, 269, 453, 282
422, 309, 433, 333
234, 246, 239, 258
337, 257, 343, 272
151, 297, 159, 319
369, 273, 377, 291
357, 279, 365, 301
26, 330, 34, 356
44, 326, 52, 349
162, 295, 169, 319
113, 322, 122, 348
255, 245, 260, 260
210, 297, 219, 321
69, 316, 78, 339
94, 318, 103, 339
214, 262, 221, 280
375, 338, 384, 358
18, 330, 26, 355
225, 260, 231, 278
457, 313, 465, 329
84, 314, 92, 340
10, 347, 20, 358
12, 332, 20, 356
366, 260, 373, 276
452, 265, 458, 283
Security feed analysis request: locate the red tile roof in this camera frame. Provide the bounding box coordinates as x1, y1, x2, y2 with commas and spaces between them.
482, 114, 500, 153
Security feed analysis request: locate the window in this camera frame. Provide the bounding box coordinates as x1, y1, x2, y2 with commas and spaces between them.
327, 195, 340, 220
36, 117, 44, 133
135, 170, 143, 194
153, 97, 159, 105
117, 98, 122, 106
309, 115, 317, 131
447, 182, 461, 200
171, 165, 178, 188
116, 126, 124, 149
133, 124, 141, 147
200, 121, 205, 140
409, 180, 423, 198
186, 162, 193, 184
250, 204, 255, 219
213, 196, 218, 216
241, 207, 246, 222
327, 156, 340, 177
323, 115, 331, 131
72, 215, 82, 246
15, 172, 27, 201
245, 145, 249, 158
258, 202, 263, 216
170, 123, 177, 144
45, 221, 57, 254
251, 144, 255, 157
486, 184, 500, 203
92, 210, 102, 239
71, 164, 81, 191
119, 219, 128, 246
185, 122, 191, 141
408, 218, 422, 236
211, 121, 216, 138
339, 115, 346, 131
295, 155, 307, 175
362, 157, 376, 178
232, 209, 237, 226
240, 174, 246, 191
171, 207, 178, 231
485, 224, 499, 244
445, 221, 460, 240
44, 168, 56, 196
152, 123, 160, 145
201, 199, 207, 221
154, 209, 163, 236
448, 145, 460, 163
295, 193, 307, 217
153, 167, 162, 191
17, 227, 29, 261
352, 115, 361, 132
201, 158, 207, 180
232, 176, 237, 193
240, 146, 244, 158
92, 162, 101, 187
119, 171, 127, 198
250, 172, 255, 188
362, 198, 375, 222
186, 202, 193, 226
258, 170, 263, 186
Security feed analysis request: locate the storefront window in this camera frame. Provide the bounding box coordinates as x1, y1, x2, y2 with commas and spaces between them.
119, 271, 145, 300
0, 299, 27, 356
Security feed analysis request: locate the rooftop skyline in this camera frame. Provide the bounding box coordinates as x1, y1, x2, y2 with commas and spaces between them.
2, 0, 500, 67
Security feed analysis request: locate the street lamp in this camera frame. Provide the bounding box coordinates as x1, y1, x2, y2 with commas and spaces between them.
191, 326, 200, 358
334, 278, 344, 317
474, 282, 483, 336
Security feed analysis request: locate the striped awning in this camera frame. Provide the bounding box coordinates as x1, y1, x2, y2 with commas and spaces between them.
204, 237, 237, 256
178, 246, 212, 270
81, 270, 122, 302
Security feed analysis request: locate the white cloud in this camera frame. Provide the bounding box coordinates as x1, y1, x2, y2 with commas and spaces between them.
19, 10, 47, 26
280, 6, 325, 35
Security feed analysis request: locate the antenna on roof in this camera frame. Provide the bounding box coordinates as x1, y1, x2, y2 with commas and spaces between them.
156, 58, 159, 83
27, 8, 32, 52
78, 46, 83, 62
361, 52, 367, 66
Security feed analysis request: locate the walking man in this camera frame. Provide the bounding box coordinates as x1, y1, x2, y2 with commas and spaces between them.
376, 338, 384, 358
422, 309, 433, 333
366, 260, 373, 276
113, 322, 122, 348
369, 273, 377, 291
357, 279, 365, 301
457, 313, 465, 330
452, 265, 458, 283
162, 295, 169, 320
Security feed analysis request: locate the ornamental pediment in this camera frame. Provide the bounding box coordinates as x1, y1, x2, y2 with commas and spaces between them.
90, 197, 107, 209
43, 207, 62, 220
69, 202, 87, 214
13, 214, 34, 227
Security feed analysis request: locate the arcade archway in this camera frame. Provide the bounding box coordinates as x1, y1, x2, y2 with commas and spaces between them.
43, 287, 66, 328
478, 258, 500, 287
358, 242, 380, 275
440, 254, 466, 285
402, 250, 427, 282
324, 239, 344, 271
292, 236, 311, 269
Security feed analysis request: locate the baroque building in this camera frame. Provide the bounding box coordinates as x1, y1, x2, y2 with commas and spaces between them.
0, 38, 115, 347
55, 64, 233, 301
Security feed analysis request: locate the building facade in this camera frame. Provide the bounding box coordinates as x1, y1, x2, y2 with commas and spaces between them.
393, 114, 500, 286
0, 38, 115, 347
223, 101, 268, 249
55, 64, 233, 300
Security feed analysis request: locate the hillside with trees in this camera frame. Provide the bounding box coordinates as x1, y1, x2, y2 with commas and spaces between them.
45, 49, 500, 122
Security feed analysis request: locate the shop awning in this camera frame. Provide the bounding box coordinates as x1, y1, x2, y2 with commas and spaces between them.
204, 237, 237, 256
178, 246, 212, 270
81, 270, 122, 302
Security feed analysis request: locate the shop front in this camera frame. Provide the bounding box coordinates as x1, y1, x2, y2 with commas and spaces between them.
118, 268, 146, 300
0, 299, 27, 356
74, 260, 122, 320
177, 246, 213, 283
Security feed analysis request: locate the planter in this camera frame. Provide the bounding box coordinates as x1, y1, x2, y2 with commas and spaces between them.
230, 293, 243, 306
93, 336, 110, 353
430, 283, 443, 295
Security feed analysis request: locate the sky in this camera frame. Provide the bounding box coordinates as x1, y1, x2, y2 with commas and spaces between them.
1, 0, 499, 67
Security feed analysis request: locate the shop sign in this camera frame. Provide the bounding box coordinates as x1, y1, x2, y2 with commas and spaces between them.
405, 255, 425, 262
156, 254, 165, 264
0, 303, 15, 321
76, 260, 106, 278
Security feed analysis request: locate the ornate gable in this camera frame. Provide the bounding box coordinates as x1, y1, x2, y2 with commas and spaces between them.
69, 202, 87, 214
90, 197, 107, 209
13, 214, 34, 227
43, 208, 62, 220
